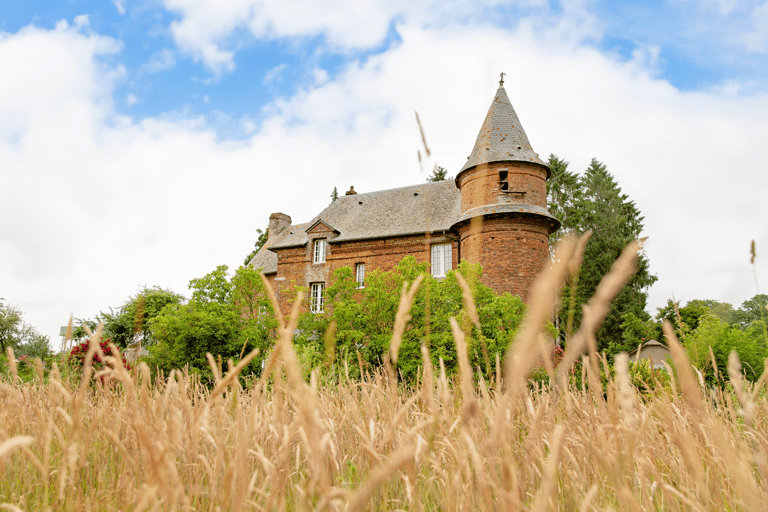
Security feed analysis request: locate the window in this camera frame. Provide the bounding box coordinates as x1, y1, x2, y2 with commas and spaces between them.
499, 169, 509, 192
310, 282, 325, 313
431, 243, 452, 277
313, 239, 326, 263
356, 263, 365, 288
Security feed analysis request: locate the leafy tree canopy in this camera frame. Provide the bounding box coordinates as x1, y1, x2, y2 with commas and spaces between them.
149, 264, 277, 382
732, 294, 768, 330
0, 300, 51, 358
292, 256, 528, 382
70, 287, 184, 349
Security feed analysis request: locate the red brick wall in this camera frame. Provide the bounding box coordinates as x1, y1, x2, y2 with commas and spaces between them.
457, 215, 549, 300
270, 234, 459, 313
457, 161, 548, 213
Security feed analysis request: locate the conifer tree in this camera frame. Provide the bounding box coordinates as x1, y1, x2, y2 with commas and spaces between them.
547, 155, 657, 353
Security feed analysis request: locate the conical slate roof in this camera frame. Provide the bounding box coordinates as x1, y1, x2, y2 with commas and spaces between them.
458, 84, 547, 177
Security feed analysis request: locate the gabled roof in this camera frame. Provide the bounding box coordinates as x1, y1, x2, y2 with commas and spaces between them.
305, 219, 340, 234
458, 84, 547, 179
268, 179, 461, 250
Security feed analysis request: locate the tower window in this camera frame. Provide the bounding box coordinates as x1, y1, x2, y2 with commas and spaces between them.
310, 282, 325, 313
313, 239, 326, 263
356, 263, 365, 288
431, 243, 452, 277
499, 169, 509, 192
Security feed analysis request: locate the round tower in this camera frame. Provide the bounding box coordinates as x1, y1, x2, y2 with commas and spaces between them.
452, 77, 560, 300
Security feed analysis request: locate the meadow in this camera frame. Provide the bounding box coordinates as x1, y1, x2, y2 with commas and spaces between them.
1, 236, 767, 511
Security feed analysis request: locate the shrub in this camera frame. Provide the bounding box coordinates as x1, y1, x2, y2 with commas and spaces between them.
67, 337, 131, 374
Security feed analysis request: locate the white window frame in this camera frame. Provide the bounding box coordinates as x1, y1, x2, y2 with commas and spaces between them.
356, 263, 365, 288
313, 239, 327, 263
431, 243, 452, 277
310, 282, 325, 313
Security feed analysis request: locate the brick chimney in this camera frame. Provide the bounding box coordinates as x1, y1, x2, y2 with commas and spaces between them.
345, 186, 357, 195
268, 212, 291, 238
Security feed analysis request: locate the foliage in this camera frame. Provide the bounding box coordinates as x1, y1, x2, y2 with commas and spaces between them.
426, 166, 450, 182
67, 338, 131, 373
244, 227, 270, 265
293, 257, 527, 382
331, 186, 339, 202
547, 155, 657, 352
615, 311, 660, 355
101, 287, 185, 349
732, 294, 768, 330
685, 312, 767, 383
148, 264, 277, 381
655, 299, 709, 336
0, 300, 50, 356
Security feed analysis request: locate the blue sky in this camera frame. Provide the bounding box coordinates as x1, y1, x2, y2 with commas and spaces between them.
1, 0, 767, 342
5, 0, 766, 126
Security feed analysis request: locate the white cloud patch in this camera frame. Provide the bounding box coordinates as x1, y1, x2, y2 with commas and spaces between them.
743, 1, 768, 52
1, 15, 767, 345
263, 63, 287, 84
140, 48, 177, 74
114, 0, 127, 15
161, 0, 551, 73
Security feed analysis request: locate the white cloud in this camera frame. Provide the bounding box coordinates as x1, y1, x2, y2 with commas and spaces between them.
140, 48, 176, 74
126, 93, 138, 105
263, 63, 287, 84
743, 2, 768, 52
114, 0, 127, 15
1, 14, 767, 346
161, 0, 552, 73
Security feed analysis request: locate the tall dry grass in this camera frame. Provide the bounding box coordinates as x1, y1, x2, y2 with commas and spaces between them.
2, 238, 768, 511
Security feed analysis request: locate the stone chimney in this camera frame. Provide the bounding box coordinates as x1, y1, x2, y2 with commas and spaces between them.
345, 186, 357, 195
268, 212, 291, 238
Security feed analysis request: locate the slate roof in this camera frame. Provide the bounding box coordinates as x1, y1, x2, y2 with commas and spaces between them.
250, 180, 461, 273
458, 84, 548, 179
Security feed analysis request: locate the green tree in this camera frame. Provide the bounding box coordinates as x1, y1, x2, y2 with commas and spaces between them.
0, 300, 50, 357
149, 265, 277, 381
294, 257, 527, 382
426, 166, 450, 182
655, 299, 709, 336
98, 287, 184, 349
732, 294, 768, 330
548, 156, 657, 353
331, 186, 339, 202
685, 312, 767, 383
244, 227, 269, 265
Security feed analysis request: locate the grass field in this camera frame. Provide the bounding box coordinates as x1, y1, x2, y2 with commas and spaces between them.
1, 237, 766, 511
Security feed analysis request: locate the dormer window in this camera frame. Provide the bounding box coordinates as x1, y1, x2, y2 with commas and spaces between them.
499, 169, 509, 192
313, 239, 327, 263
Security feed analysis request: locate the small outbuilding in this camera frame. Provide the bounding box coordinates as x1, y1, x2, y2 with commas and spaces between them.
628, 340, 670, 369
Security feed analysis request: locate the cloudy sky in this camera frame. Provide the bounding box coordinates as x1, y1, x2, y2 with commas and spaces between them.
2, 0, 767, 344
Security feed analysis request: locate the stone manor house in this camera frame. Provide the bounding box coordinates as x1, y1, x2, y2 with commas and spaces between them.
249, 78, 560, 313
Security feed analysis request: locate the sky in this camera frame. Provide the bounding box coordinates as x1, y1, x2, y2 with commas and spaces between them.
2, 0, 767, 345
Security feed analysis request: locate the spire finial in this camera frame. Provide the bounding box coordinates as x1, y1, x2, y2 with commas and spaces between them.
499, 72, 505, 86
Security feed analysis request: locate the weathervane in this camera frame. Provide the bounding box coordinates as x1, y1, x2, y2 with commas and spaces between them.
499, 72, 505, 85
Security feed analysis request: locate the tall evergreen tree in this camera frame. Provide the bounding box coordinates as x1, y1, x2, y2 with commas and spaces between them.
547, 155, 657, 353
